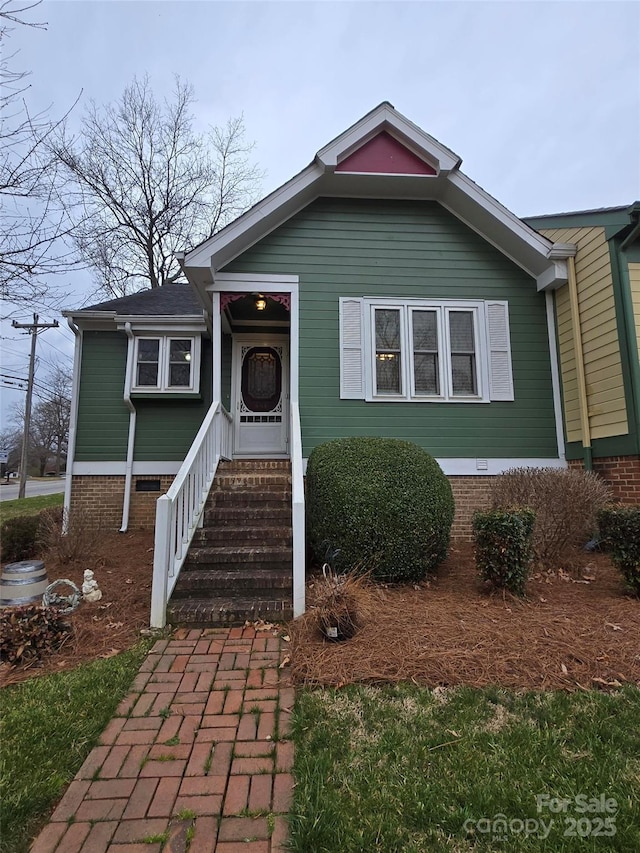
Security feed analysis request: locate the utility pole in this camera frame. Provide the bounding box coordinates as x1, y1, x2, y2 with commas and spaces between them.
11, 314, 59, 499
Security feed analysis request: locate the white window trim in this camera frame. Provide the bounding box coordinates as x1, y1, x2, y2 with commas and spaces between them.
127, 335, 202, 394
364, 298, 492, 403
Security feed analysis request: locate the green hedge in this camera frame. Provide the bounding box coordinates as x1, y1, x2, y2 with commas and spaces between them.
306, 437, 454, 583
473, 508, 535, 596
597, 506, 640, 595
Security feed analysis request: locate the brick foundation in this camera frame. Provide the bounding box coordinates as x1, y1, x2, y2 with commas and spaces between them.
70, 475, 176, 530
568, 455, 640, 504
448, 476, 493, 541
71, 472, 501, 540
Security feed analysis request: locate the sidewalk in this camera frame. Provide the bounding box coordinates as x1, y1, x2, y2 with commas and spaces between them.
31, 627, 294, 853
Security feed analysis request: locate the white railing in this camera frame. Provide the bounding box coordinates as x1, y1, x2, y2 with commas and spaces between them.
150, 401, 233, 628
290, 401, 306, 618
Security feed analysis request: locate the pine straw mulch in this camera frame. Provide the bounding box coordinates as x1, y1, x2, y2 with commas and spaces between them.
0, 530, 154, 688
290, 543, 640, 692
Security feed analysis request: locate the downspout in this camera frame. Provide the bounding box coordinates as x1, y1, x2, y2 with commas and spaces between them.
121, 323, 137, 532
63, 318, 82, 533
567, 256, 592, 470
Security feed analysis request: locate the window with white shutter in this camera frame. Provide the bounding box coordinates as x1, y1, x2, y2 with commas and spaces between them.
339, 297, 514, 403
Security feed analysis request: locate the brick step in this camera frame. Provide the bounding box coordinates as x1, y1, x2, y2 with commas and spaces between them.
185, 545, 291, 571
206, 489, 291, 506
192, 525, 292, 546
167, 596, 293, 627
171, 568, 292, 596
212, 474, 291, 488
204, 506, 292, 524
218, 460, 291, 471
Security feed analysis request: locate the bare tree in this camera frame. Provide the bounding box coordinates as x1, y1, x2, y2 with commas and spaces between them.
54, 75, 262, 298
0, 1, 78, 313
9, 364, 71, 475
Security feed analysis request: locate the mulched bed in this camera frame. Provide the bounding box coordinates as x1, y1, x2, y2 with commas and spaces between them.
0, 530, 154, 687
290, 543, 640, 691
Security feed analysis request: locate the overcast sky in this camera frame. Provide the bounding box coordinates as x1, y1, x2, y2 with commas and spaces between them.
2, 0, 639, 425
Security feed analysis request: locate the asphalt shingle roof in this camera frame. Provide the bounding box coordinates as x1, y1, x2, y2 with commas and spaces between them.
80, 283, 203, 316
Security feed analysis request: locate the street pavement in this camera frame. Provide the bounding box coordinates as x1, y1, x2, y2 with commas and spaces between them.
0, 477, 66, 501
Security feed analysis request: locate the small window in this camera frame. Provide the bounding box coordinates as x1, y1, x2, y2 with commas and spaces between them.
168, 339, 192, 387
131, 336, 200, 394
136, 339, 160, 387
374, 308, 403, 395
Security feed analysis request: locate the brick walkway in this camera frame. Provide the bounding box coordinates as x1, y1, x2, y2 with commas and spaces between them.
31, 627, 294, 853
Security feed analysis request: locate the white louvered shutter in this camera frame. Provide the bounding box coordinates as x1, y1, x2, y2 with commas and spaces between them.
486, 301, 514, 401
339, 298, 365, 399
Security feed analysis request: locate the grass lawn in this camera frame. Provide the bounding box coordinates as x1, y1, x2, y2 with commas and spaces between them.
0, 492, 63, 521
0, 642, 149, 853
291, 684, 640, 852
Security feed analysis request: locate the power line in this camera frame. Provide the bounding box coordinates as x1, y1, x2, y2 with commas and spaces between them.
11, 314, 59, 499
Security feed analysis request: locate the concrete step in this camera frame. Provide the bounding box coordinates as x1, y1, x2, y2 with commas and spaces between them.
167, 596, 293, 627
192, 525, 293, 547
171, 568, 292, 596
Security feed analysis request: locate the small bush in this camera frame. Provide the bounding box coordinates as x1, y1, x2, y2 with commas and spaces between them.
473, 508, 535, 596
597, 506, 640, 595
306, 437, 454, 583
40, 507, 102, 565
0, 514, 42, 562
490, 467, 611, 567
0, 603, 72, 665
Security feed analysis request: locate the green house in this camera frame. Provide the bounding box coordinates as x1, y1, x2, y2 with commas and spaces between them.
64, 103, 584, 627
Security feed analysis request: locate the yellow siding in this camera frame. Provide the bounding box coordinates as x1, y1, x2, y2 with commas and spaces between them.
541, 226, 628, 442
630, 263, 640, 356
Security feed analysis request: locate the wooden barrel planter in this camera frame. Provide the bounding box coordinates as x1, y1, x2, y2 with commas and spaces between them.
0, 560, 48, 608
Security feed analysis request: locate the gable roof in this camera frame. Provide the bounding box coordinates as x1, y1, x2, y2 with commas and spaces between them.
183, 102, 569, 294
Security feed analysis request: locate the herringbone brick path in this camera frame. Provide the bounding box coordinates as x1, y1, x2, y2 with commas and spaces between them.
30, 627, 294, 852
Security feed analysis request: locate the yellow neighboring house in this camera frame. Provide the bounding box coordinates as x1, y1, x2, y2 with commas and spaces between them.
526, 203, 640, 502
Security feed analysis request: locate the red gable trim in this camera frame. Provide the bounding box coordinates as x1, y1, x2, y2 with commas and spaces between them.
335, 130, 436, 175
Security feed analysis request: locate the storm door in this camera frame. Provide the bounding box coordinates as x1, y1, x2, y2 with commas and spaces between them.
232, 338, 289, 455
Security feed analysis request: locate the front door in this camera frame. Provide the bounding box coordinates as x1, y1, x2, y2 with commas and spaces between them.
232, 338, 289, 456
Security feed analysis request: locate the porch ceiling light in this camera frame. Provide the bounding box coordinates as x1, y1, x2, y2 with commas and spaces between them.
254, 293, 267, 311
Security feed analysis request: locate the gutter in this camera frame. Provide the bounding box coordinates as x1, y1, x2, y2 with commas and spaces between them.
120, 322, 137, 532
567, 256, 593, 470
63, 318, 82, 533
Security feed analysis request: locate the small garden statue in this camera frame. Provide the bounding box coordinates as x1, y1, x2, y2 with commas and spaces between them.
82, 569, 102, 603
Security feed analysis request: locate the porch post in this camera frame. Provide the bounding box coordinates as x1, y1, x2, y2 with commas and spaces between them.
211, 291, 222, 404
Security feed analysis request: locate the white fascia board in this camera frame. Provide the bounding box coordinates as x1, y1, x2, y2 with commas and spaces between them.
185, 162, 324, 271
447, 171, 554, 257
317, 103, 461, 172
213, 272, 299, 290
114, 315, 207, 332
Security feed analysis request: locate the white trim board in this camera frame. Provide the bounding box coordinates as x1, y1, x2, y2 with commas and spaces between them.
72, 462, 183, 476
301, 457, 566, 476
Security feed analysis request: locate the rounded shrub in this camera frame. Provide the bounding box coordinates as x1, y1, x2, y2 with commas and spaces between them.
306, 437, 454, 582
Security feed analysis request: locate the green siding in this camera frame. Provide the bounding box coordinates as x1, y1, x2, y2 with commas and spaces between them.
75, 331, 129, 461
224, 198, 559, 459
134, 338, 213, 460
75, 332, 213, 462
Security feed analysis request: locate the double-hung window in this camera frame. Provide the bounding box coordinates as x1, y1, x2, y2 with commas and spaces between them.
131, 336, 200, 393
340, 298, 513, 403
